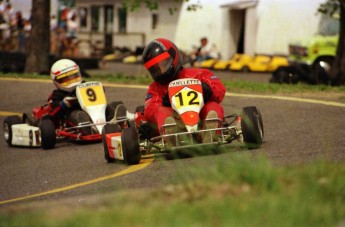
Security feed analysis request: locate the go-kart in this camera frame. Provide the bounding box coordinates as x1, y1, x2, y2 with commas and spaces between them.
102, 78, 264, 165
3, 81, 130, 149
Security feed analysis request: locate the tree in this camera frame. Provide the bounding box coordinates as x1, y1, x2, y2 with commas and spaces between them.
318, 0, 345, 85
24, 0, 50, 74
331, 1, 345, 85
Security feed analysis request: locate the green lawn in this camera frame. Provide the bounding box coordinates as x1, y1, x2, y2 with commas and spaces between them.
0, 153, 344, 226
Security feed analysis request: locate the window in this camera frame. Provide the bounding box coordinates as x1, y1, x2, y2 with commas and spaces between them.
104, 5, 113, 33
318, 14, 339, 36
152, 13, 158, 30
118, 7, 127, 33
91, 6, 100, 32
78, 7, 88, 29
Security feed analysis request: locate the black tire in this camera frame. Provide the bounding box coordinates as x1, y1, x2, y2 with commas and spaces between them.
3, 115, 22, 146
68, 110, 93, 135
270, 66, 300, 84
241, 106, 264, 149
23, 113, 38, 126
121, 126, 141, 165
242, 65, 250, 73
135, 105, 145, 113
102, 123, 122, 163
106, 101, 124, 121
312, 56, 334, 85
39, 119, 56, 149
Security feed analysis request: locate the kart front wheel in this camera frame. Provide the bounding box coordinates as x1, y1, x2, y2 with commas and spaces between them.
135, 105, 145, 113
3, 115, 22, 146
39, 118, 56, 149
121, 126, 141, 165
106, 101, 125, 121
241, 106, 264, 149
102, 124, 121, 163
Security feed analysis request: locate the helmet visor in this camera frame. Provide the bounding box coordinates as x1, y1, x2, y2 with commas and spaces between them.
148, 56, 174, 81
55, 69, 81, 86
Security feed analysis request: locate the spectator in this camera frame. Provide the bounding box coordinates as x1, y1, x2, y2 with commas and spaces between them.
50, 15, 58, 54
3, 3, 13, 24
66, 12, 78, 39
0, 10, 7, 48
13, 11, 26, 52
50, 15, 58, 31
0, 0, 6, 13
65, 12, 79, 57
59, 6, 69, 30
190, 37, 219, 66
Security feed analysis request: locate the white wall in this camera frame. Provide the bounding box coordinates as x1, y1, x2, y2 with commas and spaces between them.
175, 0, 225, 56
175, 0, 327, 58
255, 0, 325, 55
126, 2, 182, 45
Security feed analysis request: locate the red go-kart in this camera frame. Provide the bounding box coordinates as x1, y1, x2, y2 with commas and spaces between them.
3, 81, 129, 149
102, 78, 264, 165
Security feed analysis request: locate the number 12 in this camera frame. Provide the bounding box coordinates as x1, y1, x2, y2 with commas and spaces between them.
175, 91, 200, 106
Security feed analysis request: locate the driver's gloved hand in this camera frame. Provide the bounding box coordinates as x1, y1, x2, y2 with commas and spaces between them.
162, 93, 171, 107
60, 96, 77, 109
201, 82, 212, 103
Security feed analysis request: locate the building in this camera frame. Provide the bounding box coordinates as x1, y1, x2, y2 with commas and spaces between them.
71, 0, 327, 59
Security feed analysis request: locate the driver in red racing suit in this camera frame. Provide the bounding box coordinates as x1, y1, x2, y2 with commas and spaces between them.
142, 38, 226, 143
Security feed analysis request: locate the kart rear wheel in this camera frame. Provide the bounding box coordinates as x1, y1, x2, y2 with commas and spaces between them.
3, 115, 22, 146
241, 106, 264, 149
121, 126, 141, 165
102, 123, 122, 163
39, 118, 56, 149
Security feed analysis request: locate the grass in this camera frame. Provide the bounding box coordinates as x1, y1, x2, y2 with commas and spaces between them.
0, 153, 344, 226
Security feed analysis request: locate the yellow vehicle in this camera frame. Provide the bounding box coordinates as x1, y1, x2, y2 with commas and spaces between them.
245, 55, 271, 72
210, 53, 247, 70
199, 59, 218, 68
266, 56, 289, 72
201, 53, 289, 72
212, 60, 230, 70
229, 54, 289, 72
228, 54, 253, 71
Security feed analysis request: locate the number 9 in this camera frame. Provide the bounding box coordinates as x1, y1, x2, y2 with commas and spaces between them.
86, 88, 97, 101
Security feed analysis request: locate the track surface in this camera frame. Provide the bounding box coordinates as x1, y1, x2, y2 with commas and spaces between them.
1, 77, 345, 206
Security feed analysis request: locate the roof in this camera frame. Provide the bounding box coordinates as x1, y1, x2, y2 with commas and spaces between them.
220, 0, 258, 9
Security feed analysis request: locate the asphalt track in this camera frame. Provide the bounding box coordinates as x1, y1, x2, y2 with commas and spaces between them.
0, 77, 345, 207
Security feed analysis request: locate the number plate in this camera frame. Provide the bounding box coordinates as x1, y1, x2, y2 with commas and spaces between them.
168, 79, 204, 132
168, 79, 204, 114
76, 81, 107, 108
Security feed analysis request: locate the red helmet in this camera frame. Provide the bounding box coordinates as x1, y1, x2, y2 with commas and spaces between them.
142, 38, 183, 85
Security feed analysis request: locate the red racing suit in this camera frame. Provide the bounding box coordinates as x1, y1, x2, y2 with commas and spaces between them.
144, 67, 226, 132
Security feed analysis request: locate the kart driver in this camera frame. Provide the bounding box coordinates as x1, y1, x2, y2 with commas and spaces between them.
48, 58, 92, 133
47, 59, 126, 134
48, 59, 127, 135
142, 38, 226, 143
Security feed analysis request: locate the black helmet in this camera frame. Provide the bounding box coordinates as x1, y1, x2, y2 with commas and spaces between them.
142, 38, 183, 85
